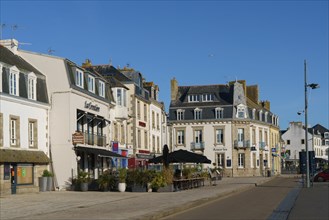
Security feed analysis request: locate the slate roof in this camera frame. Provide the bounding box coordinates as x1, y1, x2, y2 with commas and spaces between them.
0, 45, 49, 104
312, 124, 329, 134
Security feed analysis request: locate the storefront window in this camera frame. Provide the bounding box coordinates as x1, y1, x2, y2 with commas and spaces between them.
17, 164, 33, 185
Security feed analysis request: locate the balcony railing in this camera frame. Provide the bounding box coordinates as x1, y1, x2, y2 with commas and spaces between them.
234, 140, 250, 148
84, 132, 106, 147
190, 142, 205, 150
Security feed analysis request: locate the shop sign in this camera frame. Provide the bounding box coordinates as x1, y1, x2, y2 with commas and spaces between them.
72, 132, 84, 145
136, 154, 153, 159
84, 101, 100, 112
271, 148, 276, 152
139, 149, 150, 154
139, 121, 146, 127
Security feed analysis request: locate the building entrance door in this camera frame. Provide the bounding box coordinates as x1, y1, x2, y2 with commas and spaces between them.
11, 164, 17, 194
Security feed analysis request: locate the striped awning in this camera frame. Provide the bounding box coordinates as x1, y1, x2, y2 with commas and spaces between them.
0, 149, 50, 164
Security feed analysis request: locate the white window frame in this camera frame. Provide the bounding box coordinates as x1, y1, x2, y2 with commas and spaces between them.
215, 107, 224, 119
238, 128, 244, 142
75, 69, 84, 88
177, 109, 184, 120
117, 88, 122, 106
88, 75, 95, 93
28, 72, 37, 100
202, 94, 213, 102
194, 108, 202, 120
188, 94, 200, 102
177, 130, 185, 145
252, 109, 256, 120
236, 104, 246, 119
194, 130, 203, 143
216, 129, 224, 144
123, 89, 127, 107
9, 66, 19, 96
259, 110, 263, 121
238, 153, 245, 168
99, 81, 105, 98
265, 112, 268, 123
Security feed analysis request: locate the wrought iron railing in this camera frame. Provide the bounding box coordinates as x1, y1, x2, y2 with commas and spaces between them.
234, 140, 250, 148
84, 132, 106, 147
190, 142, 205, 150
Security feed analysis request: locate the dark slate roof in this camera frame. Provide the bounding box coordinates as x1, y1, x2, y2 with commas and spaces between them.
88, 65, 130, 89
170, 84, 233, 108
0, 45, 45, 78
0, 45, 49, 104
312, 124, 329, 134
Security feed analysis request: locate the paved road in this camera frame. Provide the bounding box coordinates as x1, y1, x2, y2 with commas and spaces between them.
162, 177, 300, 220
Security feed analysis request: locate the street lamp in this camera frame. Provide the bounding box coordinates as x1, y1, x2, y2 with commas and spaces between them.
304, 60, 319, 188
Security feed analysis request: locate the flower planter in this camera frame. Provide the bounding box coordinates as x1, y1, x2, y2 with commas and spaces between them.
80, 182, 88, 192
131, 184, 146, 192
118, 182, 126, 192
157, 184, 174, 192
47, 177, 53, 191
39, 177, 47, 192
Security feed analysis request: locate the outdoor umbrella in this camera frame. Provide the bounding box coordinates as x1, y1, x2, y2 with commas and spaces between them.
149, 149, 211, 164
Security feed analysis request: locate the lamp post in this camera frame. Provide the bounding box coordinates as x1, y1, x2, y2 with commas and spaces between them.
304, 60, 319, 188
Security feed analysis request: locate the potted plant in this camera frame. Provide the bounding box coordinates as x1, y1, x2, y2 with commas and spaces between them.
38, 170, 49, 192
127, 169, 145, 192
78, 170, 90, 192
117, 168, 127, 192
97, 170, 115, 191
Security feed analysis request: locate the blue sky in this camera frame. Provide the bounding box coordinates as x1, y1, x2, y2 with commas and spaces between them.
1, 0, 328, 129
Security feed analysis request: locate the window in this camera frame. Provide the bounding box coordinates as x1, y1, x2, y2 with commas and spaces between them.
202, 94, 214, 102
238, 128, 244, 142
75, 69, 84, 88
177, 109, 184, 120
117, 89, 122, 106
265, 112, 268, 123
144, 104, 147, 121
138, 129, 141, 148
88, 75, 95, 93
215, 108, 224, 119
252, 129, 256, 145
137, 101, 141, 119
157, 136, 160, 153
238, 153, 245, 168
28, 73, 37, 100
301, 139, 305, 144
10, 116, 19, 146
152, 135, 155, 152
120, 124, 125, 143
287, 140, 291, 145
259, 110, 263, 121
216, 129, 224, 144
9, 66, 19, 96
156, 113, 160, 130
28, 120, 37, 148
194, 108, 202, 120
123, 89, 127, 107
237, 105, 246, 118
188, 94, 199, 102
152, 111, 155, 129
99, 81, 105, 98
194, 130, 203, 143
144, 131, 148, 149
177, 130, 185, 145
217, 153, 225, 168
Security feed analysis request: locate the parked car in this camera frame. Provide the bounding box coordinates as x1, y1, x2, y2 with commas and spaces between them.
313, 169, 329, 182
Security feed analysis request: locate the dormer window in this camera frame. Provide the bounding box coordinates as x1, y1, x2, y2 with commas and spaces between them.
202, 94, 214, 102
88, 75, 95, 93
188, 94, 199, 102
75, 69, 84, 88
9, 66, 19, 96
99, 81, 105, 98
177, 109, 184, 120
236, 104, 246, 119
28, 72, 37, 100
194, 108, 202, 120
265, 112, 268, 122
215, 107, 224, 119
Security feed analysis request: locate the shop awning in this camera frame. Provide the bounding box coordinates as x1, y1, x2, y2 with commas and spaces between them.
74, 146, 126, 158
0, 149, 50, 164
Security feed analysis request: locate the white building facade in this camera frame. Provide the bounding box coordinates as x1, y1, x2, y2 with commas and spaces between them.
0, 41, 50, 195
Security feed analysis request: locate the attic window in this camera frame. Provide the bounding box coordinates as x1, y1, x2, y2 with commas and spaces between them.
28, 72, 37, 100
75, 69, 84, 88
188, 94, 199, 102
215, 107, 224, 119
88, 75, 95, 93
202, 94, 214, 102
177, 109, 185, 120
194, 108, 202, 120
252, 109, 256, 120
9, 66, 19, 96
236, 104, 246, 119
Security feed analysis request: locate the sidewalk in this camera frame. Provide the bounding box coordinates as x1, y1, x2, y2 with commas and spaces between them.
0, 176, 273, 220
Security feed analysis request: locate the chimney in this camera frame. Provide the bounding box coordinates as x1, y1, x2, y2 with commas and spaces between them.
247, 85, 259, 104
82, 59, 92, 68
261, 100, 271, 111
171, 77, 178, 101
0, 39, 19, 55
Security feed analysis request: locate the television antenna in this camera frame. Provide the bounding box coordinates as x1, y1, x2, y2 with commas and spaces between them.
47, 47, 55, 55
